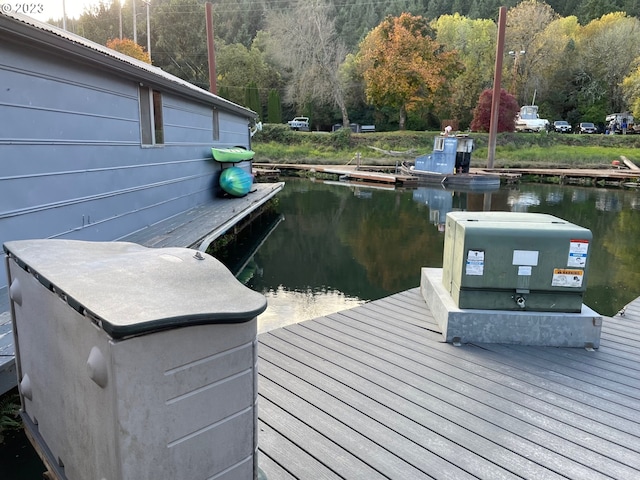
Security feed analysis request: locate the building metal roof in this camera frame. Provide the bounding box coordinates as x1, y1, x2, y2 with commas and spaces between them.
0, 11, 256, 119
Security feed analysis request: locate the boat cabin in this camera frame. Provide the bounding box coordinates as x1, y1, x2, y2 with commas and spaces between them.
414, 135, 474, 174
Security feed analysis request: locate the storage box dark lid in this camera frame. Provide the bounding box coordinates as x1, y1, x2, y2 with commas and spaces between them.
4, 239, 267, 339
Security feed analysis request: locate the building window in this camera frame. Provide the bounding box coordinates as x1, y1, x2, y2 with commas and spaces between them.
139, 86, 164, 145
212, 109, 219, 141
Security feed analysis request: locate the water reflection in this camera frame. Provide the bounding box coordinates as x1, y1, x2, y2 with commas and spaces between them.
256, 286, 365, 334
212, 178, 640, 331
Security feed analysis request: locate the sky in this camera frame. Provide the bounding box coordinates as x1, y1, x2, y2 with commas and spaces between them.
17, 0, 104, 22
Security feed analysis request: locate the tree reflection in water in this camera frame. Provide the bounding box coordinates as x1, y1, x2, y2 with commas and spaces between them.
213, 178, 640, 331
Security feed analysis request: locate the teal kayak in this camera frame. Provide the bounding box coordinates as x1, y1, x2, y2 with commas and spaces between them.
211, 147, 255, 162
219, 167, 253, 197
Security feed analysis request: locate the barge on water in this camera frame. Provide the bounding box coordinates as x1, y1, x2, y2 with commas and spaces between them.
401, 134, 501, 190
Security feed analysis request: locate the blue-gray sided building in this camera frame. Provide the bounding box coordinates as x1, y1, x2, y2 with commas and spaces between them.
0, 11, 260, 292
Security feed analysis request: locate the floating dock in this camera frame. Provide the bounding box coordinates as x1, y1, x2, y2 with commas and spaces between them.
256, 163, 640, 188
253, 163, 517, 187
487, 166, 640, 186
257, 288, 640, 479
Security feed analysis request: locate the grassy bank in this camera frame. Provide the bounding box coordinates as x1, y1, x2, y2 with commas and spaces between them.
252, 124, 640, 168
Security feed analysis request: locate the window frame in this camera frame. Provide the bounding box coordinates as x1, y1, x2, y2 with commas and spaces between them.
139, 85, 164, 146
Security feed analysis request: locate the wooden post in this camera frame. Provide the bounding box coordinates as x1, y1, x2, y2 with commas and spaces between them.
205, 2, 217, 94
487, 6, 507, 169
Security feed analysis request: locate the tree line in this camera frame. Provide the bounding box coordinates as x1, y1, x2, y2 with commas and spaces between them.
51, 0, 640, 131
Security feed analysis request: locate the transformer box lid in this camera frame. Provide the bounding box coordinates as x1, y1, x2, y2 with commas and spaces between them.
442, 212, 592, 312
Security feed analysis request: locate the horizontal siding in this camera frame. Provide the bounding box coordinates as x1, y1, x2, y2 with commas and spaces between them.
218, 110, 251, 147
0, 63, 137, 117
1, 173, 214, 239
0, 39, 254, 290
2, 103, 140, 142
0, 145, 215, 177
1, 158, 214, 213
163, 101, 215, 145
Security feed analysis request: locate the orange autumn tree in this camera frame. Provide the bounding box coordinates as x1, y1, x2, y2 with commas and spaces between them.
106, 38, 151, 64
356, 13, 458, 130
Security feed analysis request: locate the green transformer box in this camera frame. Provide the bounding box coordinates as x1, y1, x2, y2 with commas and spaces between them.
442, 212, 592, 312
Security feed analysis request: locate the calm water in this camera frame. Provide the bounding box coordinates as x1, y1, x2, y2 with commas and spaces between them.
214, 177, 640, 332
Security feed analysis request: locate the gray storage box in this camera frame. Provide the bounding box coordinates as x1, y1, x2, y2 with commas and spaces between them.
4, 239, 267, 480
442, 212, 592, 312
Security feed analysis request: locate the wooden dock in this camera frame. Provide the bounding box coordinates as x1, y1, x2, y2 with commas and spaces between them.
253, 163, 527, 187
487, 166, 640, 185
254, 163, 417, 186
257, 288, 640, 479
254, 163, 640, 188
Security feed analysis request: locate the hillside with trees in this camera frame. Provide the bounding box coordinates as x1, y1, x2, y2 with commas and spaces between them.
48, 0, 640, 131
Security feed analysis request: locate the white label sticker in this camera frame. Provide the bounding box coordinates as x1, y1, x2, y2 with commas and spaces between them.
568, 239, 589, 267
466, 250, 484, 276
551, 269, 584, 288
518, 266, 532, 276
513, 250, 539, 266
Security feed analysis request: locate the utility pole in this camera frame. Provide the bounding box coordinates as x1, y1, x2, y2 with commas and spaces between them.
206, 2, 217, 94
119, 0, 122, 39
132, 0, 137, 44
487, 6, 506, 170
143, 0, 151, 60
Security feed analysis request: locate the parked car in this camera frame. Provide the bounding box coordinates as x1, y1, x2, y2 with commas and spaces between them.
287, 117, 310, 131
553, 120, 572, 133
578, 122, 597, 134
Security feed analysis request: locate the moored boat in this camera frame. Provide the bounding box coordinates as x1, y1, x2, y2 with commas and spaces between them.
401, 164, 501, 190
211, 147, 255, 162
401, 134, 501, 189
515, 104, 549, 132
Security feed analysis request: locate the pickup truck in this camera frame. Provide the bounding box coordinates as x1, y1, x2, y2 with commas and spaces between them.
288, 117, 310, 131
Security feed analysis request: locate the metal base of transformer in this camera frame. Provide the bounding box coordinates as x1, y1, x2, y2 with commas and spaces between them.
421, 268, 602, 348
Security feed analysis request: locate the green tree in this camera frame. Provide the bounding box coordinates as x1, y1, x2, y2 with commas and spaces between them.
212, 0, 267, 47
576, 12, 640, 114
532, 16, 581, 120
245, 81, 261, 118
505, 0, 560, 106
432, 13, 496, 129
334, 0, 380, 48
152, 0, 209, 88
356, 13, 458, 130
267, 89, 283, 124
622, 58, 640, 119
216, 40, 283, 114
75, 0, 122, 45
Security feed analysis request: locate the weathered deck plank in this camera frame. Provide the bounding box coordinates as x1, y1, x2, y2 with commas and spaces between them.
258, 287, 640, 479
120, 182, 284, 249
